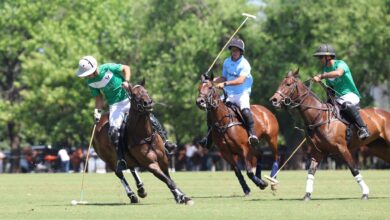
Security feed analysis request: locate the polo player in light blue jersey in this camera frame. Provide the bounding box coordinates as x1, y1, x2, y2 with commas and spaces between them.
200, 38, 259, 148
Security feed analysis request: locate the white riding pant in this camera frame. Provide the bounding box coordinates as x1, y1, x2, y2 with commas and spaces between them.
336, 92, 360, 105
221, 92, 251, 110
109, 98, 131, 129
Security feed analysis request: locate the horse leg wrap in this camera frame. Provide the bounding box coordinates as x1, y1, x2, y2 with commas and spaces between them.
305, 174, 315, 194
171, 188, 184, 203
234, 168, 250, 194
354, 174, 369, 195
120, 179, 132, 195
248, 171, 268, 189
255, 159, 262, 178
270, 161, 279, 178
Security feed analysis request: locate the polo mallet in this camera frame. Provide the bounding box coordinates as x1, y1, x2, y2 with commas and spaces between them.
264, 138, 307, 185
204, 13, 256, 76
71, 124, 97, 205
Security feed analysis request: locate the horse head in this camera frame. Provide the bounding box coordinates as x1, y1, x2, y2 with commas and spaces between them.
196, 73, 221, 110
128, 78, 154, 113
269, 69, 308, 109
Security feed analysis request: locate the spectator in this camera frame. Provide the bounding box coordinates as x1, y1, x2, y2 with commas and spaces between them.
185, 143, 198, 171
57, 147, 70, 173
0, 148, 5, 173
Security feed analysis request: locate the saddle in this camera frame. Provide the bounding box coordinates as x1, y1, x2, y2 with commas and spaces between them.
224, 101, 246, 126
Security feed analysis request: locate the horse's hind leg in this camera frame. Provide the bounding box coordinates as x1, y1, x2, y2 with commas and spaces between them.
129, 168, 147, 198
265, 134, 280, 178
303, 154, 322, 201
147, 162, 193, 205
232, 165, 251, 196
115, 170, 139, 203
337, 145, 369, 200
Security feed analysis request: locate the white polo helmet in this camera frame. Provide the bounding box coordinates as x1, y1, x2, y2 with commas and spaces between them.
76, 56, 97, 77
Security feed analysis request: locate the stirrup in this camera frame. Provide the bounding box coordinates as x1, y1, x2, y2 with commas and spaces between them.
248, 135, 259, 147
358, 128, 370, 140
116, 159, 127, 173
164, 141, 177, 151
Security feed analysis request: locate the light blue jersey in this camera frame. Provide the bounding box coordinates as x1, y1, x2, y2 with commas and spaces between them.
222, 56, 253, 95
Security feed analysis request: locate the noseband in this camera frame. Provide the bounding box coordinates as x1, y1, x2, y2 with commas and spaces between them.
199, 82, 219, 110
275, 78, 311, 109
129, 85, 152, 113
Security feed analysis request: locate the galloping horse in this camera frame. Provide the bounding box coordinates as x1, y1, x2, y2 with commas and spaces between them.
126, 80, 192, 205
94, 80, 192, 205
196, 74, 280, 195
270, 69, 390, 200
93, 116, 147, 203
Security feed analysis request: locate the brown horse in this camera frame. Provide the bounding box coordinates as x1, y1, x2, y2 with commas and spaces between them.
270, 69, 390, 200
196, 74, 280, 195
96, 80, 193, 205
93, 115, 147, 203
128, 80, 193, 204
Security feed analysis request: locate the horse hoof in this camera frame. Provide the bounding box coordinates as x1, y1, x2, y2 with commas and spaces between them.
185, 198, 194, 206
361, 194, 369, 200
137, 187, 147, 198
244, 189, 251, 196
303, 193, 311, 201
259, 179, 268, 190
176, 195, 193, 205
128, 193, 140, 204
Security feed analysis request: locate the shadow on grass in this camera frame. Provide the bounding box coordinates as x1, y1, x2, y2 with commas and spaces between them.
249, 196, 390, 202
191, 195, 245, 199
46, 202, 153, 207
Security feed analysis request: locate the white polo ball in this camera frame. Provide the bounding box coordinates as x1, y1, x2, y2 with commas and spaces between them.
71, 200, 78, 206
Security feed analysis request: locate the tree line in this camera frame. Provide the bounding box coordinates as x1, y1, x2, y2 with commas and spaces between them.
0, 0, 388, 171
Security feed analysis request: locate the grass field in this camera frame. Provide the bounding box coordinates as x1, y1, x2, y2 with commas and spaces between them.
1, 170, 390, 220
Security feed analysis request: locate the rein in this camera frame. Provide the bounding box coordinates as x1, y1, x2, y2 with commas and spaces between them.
278, 78, 337, 130
126, 85, 157, 147
200, 83, 242, 133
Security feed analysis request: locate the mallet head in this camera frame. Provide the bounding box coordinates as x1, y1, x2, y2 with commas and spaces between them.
242, 13, 256, 19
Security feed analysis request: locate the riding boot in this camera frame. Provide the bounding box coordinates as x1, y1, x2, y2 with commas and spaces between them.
199, 112, 213, 149
342, 103, 370, 140
109, 127, 127, 172
150, 114, 177, 152
242, 108, 259, 147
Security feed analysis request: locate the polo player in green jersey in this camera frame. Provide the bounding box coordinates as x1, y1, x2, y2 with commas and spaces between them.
312, 44, 370, 140
76, 56, 177, 173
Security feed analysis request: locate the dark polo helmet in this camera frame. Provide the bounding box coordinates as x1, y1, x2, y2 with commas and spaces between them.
313, 43, 336, 58
228, 38, 245, 52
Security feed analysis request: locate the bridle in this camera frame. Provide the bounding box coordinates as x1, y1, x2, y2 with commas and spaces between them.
275, 77, 311, 109
128, 85, 153, 113
275, 76, 338, 134
198, 81, 220, 110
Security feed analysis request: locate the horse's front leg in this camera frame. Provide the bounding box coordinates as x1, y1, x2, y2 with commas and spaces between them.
114, 170, 139, 203
129, 168, 147, 198
147, 162, 193, 205
243, 154, 268, 190
337, 145, 369, 200
303, 152, 323, 201
232, 165, 251, 196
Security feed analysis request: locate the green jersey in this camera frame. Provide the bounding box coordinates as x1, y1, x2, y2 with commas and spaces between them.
87, 63, 127, 105
323, 60, 361, 98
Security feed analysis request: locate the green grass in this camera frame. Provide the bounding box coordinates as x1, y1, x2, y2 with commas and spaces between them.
1, 170, 390, 220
